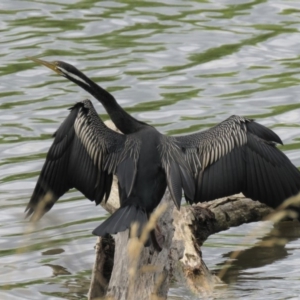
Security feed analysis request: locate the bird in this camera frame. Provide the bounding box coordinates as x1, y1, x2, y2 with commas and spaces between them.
26, 60, 195, 250
27, 57, 300, 240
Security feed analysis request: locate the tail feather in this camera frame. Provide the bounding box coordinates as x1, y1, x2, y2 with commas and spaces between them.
92, 205, 148, 237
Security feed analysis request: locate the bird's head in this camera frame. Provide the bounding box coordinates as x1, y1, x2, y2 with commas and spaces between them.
27, 57, 92, 89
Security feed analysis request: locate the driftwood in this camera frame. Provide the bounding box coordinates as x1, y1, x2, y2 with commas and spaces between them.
88, 191, 273, 300
88, 121, 274, 300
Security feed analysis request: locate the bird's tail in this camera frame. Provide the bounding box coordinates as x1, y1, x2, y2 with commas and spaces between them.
92, 204, 148, 237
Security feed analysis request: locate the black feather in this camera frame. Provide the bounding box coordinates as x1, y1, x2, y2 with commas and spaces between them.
178, 164, 195, 202
117, 157, 136, 197
104, 173, 113, 203
26, 100, 128, 219
167, 161, 183, 209
246, 121, 283, 145
92, 204, 147, 237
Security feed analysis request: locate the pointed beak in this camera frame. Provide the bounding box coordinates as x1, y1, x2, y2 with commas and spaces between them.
27, 56, 63, 75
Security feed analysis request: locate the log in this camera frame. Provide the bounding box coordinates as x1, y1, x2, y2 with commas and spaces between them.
88, 191, 273, 299
89, 192, 177, 300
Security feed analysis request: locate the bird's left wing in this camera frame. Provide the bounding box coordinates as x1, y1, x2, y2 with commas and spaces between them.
175, 115, 300, 208
26, 99, 140, 220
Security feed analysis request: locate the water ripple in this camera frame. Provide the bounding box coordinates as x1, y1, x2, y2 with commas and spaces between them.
1, 0, 300, 299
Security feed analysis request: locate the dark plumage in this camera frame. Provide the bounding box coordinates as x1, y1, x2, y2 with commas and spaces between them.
27, 57, 300, 244
26, 69, 195, 246
175, 115, 300, 209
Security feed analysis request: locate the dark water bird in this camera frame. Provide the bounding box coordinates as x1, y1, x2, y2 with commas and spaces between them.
27, 57, 300, 241
26, 58, 195, 248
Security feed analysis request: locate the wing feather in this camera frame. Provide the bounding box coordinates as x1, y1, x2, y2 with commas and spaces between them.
158, 136, 195, 209
26, 99, 140, 220
176, 115, 300, 208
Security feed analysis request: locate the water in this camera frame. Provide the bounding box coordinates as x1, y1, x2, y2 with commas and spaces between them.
1, 0, 300, 299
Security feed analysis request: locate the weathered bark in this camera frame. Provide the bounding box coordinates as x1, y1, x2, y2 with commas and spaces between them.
88, 192, 273, 299
105, 196, 174, 300
88, 235, 115, 299
89, 192, 179, 300
171, 196, 273, 295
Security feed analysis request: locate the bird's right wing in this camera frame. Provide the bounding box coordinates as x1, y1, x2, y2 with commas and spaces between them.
26, 99, 140, 220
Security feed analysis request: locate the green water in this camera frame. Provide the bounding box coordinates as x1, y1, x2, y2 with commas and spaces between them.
1, 0, 300, 299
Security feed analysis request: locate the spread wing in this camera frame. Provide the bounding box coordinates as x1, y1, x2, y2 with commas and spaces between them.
175, 115, 300, 208
26, 99, 140, 220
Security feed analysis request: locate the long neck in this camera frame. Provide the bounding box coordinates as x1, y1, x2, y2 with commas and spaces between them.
72, 73, 146, 134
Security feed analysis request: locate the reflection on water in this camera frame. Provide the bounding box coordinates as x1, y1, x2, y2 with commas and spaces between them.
218, 221, 300, 281
1, 0, 300, 299
219, 222, 300, 276
202, 221, 300, 299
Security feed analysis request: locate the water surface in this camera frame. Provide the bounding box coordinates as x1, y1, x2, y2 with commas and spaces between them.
1, 0, 300, 299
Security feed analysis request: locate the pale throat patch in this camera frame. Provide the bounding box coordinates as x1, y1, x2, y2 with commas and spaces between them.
56, 66, 90, 87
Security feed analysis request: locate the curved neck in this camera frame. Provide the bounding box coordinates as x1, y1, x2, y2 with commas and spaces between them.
70, 73, 146, 134
90, 81, 146, 134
